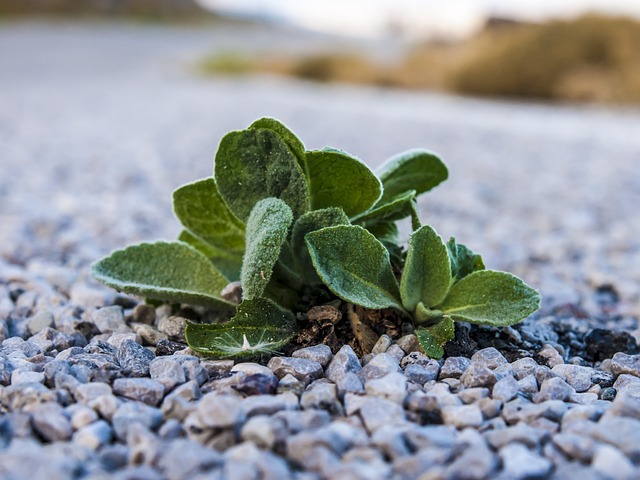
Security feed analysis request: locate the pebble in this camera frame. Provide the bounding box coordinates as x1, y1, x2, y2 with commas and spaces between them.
27, 310, 54, 335
149, 357, 186, 392
117, 340, 155, 377
537, 344, 564, 368
300, 381, 341, 413
113, 378, 165, 406
268, 357, 324, 383
359, 397, 406, 433
91, 306, 126, 334
365, 372, 407, 404
325, 345, 361, 384
460, 362, 498, 388
471, 347, 508, 369
499, 443, 553, 480
31, 402, 73, 441
73, 420, 113, 450
534, 377, 575, 402
439, 357, 470, 379
112, 402, 164, 440
358, 353, 400, 382
492, 375, 520, 402
292, 344, 333, 367
552, 364, 594, 392
591, 444, 636, 480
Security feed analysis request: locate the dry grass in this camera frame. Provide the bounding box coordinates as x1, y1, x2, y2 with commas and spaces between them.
203, 14, 640, 105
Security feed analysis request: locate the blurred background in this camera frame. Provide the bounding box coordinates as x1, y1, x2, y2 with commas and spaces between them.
1, 0, 640, 317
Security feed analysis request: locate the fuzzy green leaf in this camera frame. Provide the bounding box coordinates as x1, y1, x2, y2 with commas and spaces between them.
447, 237, 485, 283
400, 225, 452, 312
354, 190, 417, 224
178, 230, 242, 282
291, 207, 350, 284
214, 128, 309, 221
366, 221, 400, 245
436, 270, 541, 326
91, 241, 234, 310
306, 225, 403, 311
249, 117, 306, 172
415, 317, 455, 359
305, 149, 382, 218
241, 198, 294, 300
173, 178, 245, 256
377, 149, 448, 203
185, 297, 296, 359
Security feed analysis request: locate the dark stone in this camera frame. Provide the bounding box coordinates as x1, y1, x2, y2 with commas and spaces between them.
591, 370, 614, 388
155, 339, 186, 356
584, 329, 640, 362
232, 373, 278, 396
116, 339, 155, 377
601, 387, 617, 402
444, 324, 477, 358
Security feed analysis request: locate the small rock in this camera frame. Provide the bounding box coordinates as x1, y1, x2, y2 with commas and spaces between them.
601, 387, 617, 401
534, 377, 574, 402
241, 415, 288, 451
591, 444, 636, 480
131, 323, 167, 346
157, 316, 187, 342
537, 344, 564, 368
132, 304, 156, 325
300, 381, 340, 413
611, 352, 640, 378
441, 405, 483, 428
492, 375, 519, 402
149, 357, 186, 392
292, 344, 333, 367
439, 357, 470, 379
196, 393, 246, 429
325, 345, 361, 384
386, 345, 406, 363
359, 397, 405, 433
74, 382, 112, 404
371, 334, 392, 354
511, 357, 540, 380
460, 362, 497, 388
73, 420, 112, 450
220, 281, 243, 304
117, 340, 155, 377
499, 443, 552, 480
67, 404, 98, 430
27, 310, 54, 335
395, 334, 421, 354
157, 438, 223, 479
365, 372, 407, 404
471, 347, 508, 369
484, 423, 549, 449
552, 432, 596, 462
404, 363, 438, 385
112, 402, 164, 440
358, 353, 400, 382
11, 370, 44, 385
113, 378, 164, 406
268, 357, 324, 384
91, 306, 126, 334
552, 364, 594, 392
31, 402, 72, 441
174, 356, 208, 385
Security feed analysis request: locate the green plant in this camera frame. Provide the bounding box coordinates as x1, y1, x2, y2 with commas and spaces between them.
92, 118, 540, 359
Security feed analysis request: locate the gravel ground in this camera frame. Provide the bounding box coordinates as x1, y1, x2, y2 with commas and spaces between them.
2, 21, 640, 479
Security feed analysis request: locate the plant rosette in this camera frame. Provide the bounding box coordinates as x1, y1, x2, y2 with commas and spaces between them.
92, 118, 540, 359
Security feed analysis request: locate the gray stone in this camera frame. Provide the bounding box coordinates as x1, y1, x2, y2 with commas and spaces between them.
11, 369, 44, 385
359, 397, 405, 433
358, 353, 400, 382
131, 323, 167, 345
552, 364, 594, 392
439, 357, 471, 379
589, 417, 640, 461
108, 332, 141, 349
334, 371, 364, 397
158, 438, 223, 480
241, 393, 298, 417
74, 381, 112, 403
112, 401, 164, 440
197, 393, 246, 428
404, 363, 438, 385
117, 339, 155, 377
175, 356, 208, 385
460, 362, 497, 388
300, 381, 341, 413
601, 387, 617, 401
277, 373, 305, 395
492, 375, 520, 402
517, 374, 539, 395
511, 357, 539, 380
534, 377, 575, 403
606, 392, 640, 418
73, 420, 112, 450
484, 423, 549, 449
149, 357, 186, 392
395, 334, 421, 354
441, 405, 483, 428
268, 357, 323, 383
371, 334, 392, 354
232, 362, 276, 377
611, 352, 640, 378
201, 359, 235, 378
241, 415, 288, 451
471, 347, 508, 369
386, 345, 406, 363
537, 344, 564, 368
591, 444, 636, 480
613, 374, 640, 397
31, 402, 73, 441
157, 315, 187, 342
274, 410, 331, 434
292, 344, 333, 367
113, 378, 165, 406
365, 372, 407, 404
132, 303, 156, 325
91, 306, 126, 334
67, 404, 99, 430
551, 433, 596, 462
499, 443, 552, 480
325, 345, 361, 384
27, 310, 54, 335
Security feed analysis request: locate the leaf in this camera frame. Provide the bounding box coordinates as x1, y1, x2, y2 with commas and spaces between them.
185, 297, 296, 359
214, 128, 309, 221
249, 117, 306, 173
377, 149, 448, 203
415, 317, 455, 359
173, 178, 245, 256
178, 230, 242, 282
354, 190, 417, 224
305, 225, 403, 311
447, 237, 485, 283
400, 225, 452, 312
366, 221, 400, 245
241, 198, 293, 300
435, 270, 541, 326
291, 207, 350, 284
91, 241, 234, 310
305, 149, 382, 218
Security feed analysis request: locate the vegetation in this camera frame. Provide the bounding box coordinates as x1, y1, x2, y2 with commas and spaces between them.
92, 118, 540, 360
203, 14, 640, 105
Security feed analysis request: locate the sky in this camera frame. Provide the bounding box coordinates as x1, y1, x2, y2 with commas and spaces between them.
199, 0, 640, 38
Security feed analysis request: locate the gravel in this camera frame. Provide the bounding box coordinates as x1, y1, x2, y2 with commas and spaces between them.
2, 19, 640, 480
